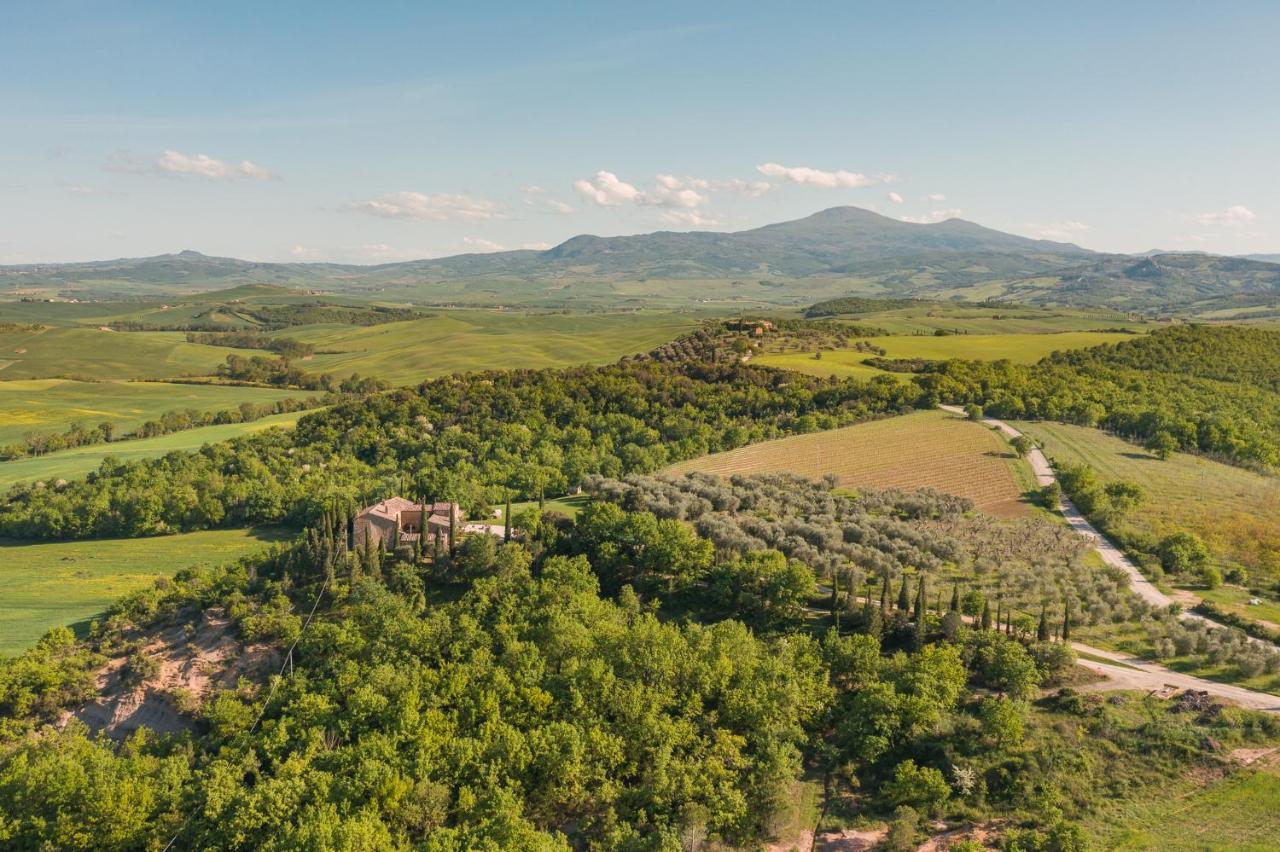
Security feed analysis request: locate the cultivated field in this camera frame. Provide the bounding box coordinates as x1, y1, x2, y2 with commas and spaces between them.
1014, 420, 1280, 585
0, 527, 286, 656
0, 326, 265, 380
274, 311, 698, 385
0, 410, 310, 489
842, 304, 1149, 336
0, 379, 303, 445
667, 409, 1031, 517
757, 330, 1139, 381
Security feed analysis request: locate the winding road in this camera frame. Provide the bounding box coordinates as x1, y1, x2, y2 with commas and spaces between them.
937, 405, 1280, 712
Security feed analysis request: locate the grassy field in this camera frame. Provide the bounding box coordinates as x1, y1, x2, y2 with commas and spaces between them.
1014, 420, 1280, 586
0, 326, 265, 380
275, 311, 698, 386
667, 409, 1032, 517
756, 331, 1140, 380
0, 379, 303, 445
1088, 762, 1280, 850
0, 527, 287, 656
0, 410, 310, 489
843, 304, 1149, 336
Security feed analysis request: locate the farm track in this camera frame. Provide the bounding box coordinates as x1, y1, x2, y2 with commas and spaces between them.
938, 405, 1280, 711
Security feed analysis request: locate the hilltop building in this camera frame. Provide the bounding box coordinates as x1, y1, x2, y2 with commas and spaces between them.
353, 497, 513, 550
354, 498, 457, 550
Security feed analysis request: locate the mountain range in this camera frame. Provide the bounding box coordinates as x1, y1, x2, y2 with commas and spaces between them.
2, 206, 1277, 313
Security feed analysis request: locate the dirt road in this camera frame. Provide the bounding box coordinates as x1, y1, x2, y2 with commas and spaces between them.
935, 405, 1280, 711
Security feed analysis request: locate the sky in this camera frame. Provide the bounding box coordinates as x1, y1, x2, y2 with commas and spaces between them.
2, 0, 1277, 264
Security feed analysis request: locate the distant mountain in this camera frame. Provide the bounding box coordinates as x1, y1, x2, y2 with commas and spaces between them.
998, 252, 1280, 311
1, 207, 1274, 313
0, 207, 1089, 291
1244, 253, 1280, 265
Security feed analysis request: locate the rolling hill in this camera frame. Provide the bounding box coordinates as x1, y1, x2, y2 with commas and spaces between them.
3, 207, 1277, 312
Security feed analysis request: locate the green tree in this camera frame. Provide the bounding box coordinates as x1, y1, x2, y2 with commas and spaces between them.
1145, 430, 1179, 460
882, 760, 950, 815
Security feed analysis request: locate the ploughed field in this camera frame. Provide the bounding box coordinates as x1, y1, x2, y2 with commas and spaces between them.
667, 409, 1031, 517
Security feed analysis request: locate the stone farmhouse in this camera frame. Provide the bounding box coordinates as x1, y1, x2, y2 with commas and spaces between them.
354, 497, 511, 550
354, 497, 456, 550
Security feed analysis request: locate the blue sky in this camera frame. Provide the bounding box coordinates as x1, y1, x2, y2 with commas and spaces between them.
2, 1, 1277, 263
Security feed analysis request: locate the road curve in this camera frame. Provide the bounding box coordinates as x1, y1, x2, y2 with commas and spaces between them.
938, 404, 1172, 608
938, 404, 1280, 711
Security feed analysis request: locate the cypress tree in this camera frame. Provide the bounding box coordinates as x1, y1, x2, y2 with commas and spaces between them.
880, 574, 890, 613
448, 503, 458, 558
950, 581, 960, 612
897, 575, 910, 612
504, 492, 512, 542
1037, 605, 1050, 642
912, 585, 927, 651
1062, 602, 1072, 641
980, 599, 992, 630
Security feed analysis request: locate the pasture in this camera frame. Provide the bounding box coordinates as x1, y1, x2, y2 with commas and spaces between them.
1013, 420, 1280, 586
0, 326, 264, 380
0, 410, 310, 489
667, 409, 1031, 517
840, 304, 1147, 336
0, 379, 303, 445
0, 527, 287, 656
275, 310, 698, 385
1087, 761, 1280, 850
755, 330, 1140, 380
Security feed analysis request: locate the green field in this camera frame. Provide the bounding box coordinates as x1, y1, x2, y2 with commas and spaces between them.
668, 410, 1032, 517
0, 410, 310, 489
1088, 763, 1280, 850
841, 304, 1149, 336
0, 527, 287, 656
274, 310, 698, 385
0, 379, 303, 445
0, 326, 266, 380
1014, 420, 1280, 585
757, 331, 1140, 380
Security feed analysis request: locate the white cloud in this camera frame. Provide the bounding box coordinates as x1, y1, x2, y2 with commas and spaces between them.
462, 237, 506, 252
924, 193, 947, 202
1195, 205, 1256, 226
716, 178, 771, 198
106, 149, 277, 181
572, 170, 769, 228
522, 241, 554, 251
545, 199, 575, 214
348, 191, 504, 221
660, 210, 720, 228
755, 162, 891, 188
888, 191, 904, 204
900, 208, 963, 224
156, 150, 276, 180
1021, 220, 1089, 241
651, 175, 709, 209
573, 170, 643, 206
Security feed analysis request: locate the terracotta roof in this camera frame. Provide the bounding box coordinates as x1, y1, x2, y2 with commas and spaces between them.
357, 496, 420, 521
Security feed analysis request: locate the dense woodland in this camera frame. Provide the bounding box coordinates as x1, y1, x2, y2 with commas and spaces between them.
5, 472, 1277, 849
920, 325, 1280, 469
3, 322, 1280, 848
0, 360, 916, 540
